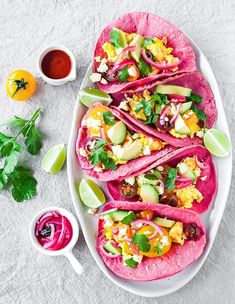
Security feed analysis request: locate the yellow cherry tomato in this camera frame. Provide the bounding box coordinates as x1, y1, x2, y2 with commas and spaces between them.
6, 70, 36, 101
137, 225, 172, 257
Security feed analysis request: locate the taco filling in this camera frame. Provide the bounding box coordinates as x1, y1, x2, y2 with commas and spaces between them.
119, 156, 204, 209
118, 85, 206, 139
79, 105, 165, 172
91, 28, 181, 86
99, 207, 202, 269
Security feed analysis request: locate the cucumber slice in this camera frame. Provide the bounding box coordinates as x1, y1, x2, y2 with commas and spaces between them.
104, 241, 121, 255
179, 102, 192, 114
140, 184, 159, 203
153, 217, 175, 228
174, 115, 191, 135
129, 34, 144, 62
156, 85, 192, 97
107, 121, 127, 145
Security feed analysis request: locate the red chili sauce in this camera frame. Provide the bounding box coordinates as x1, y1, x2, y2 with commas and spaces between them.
41, 50, 71, 79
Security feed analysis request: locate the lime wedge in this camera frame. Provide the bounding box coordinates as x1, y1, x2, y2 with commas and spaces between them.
79, 179, 105, 208
204, 128, 231, 157
42, 144, 66, 175
79, 88, 112, 107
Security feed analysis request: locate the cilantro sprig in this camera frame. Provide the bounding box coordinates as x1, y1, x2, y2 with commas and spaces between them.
103, 112, 115, 126
138, 57, 152, 76
191, 106, 206, 124
121, 211, 137, 225
118, 66, 129, 83
88, 139, 117, 170
132, 233, 150, 252
125, 258, 138, 268
0, 109, 42, 202
187, 92, 202, 104
164, 168, 178, 190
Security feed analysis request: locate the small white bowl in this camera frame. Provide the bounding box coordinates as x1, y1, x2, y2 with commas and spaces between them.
37, 45, 76, 86
29, 206, 83, 275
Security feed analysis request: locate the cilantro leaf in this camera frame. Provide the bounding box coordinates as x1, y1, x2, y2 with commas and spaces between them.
143, 37, 154, 47
9, 166, 37, 202
121, 211, 137, 225
188, 92, 203, 104
103, 112, 115, 126
118, 66, 129, 83
24, 125, 43, 155
152, 169, 162, 179
0, 169, 8, 190
95, 139, 107, 149
144, 174, 157, 180
191, 106, 206, 123
143, 113, 158, 125
125, 258, 138, 269
110, 29, 121, 48
132, 233, 150, 252
138, 57, 152, 76
4, 152, 18, 175
0, 116, 27, 128
155, 245, 163, 256
134, 101, 145, 113
164, 168, 178, 190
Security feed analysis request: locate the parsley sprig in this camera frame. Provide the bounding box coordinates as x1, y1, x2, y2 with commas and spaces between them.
88, 139, 117, 170
164, 168, 178, 190
0, 109, 43, 202
132, 233, 150, 252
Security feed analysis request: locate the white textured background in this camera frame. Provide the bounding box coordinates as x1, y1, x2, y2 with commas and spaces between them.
0, 0, 234, 303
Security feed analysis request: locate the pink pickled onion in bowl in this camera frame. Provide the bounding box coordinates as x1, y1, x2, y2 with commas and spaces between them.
35, 210, 73, 251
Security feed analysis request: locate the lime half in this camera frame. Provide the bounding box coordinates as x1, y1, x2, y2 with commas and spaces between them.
42, 144, 66, 175
79, 179, 105, 208
79, 88, 112, 107
204, 128, 231, 157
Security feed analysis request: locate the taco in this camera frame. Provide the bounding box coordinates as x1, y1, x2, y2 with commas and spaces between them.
107, 145, 217, 213
91, 12, 196, 94
112, 71, 217, 147
76, 102, 174, 181
97, 201, 206, 281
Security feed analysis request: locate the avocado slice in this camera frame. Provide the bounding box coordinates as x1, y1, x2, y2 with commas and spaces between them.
140, 184, 159, 203
129, 34, 144, 62
112, 27, 128, 49
179, 102, 192, 114
114, 140, 143, 161
106, 210, 129, 221
103, 241, 121, 255
156, 85, 192, 97
174, 115, 191, 135
153, 217, 175, 228
107, 121, 127, 145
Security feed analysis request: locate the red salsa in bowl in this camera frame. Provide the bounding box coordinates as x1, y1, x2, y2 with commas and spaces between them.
35, 210, 73, 251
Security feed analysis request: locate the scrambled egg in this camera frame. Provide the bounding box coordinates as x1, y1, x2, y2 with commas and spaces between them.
176, 186, 203, 209
169, 222, 185, 245
128, 90, 153, 121
146, 37, 173, 62
102, 42, 117, 62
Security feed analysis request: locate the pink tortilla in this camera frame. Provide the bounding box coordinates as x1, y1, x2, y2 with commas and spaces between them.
111, 71, 217, 147
97, 201, 206, 281
76, 102, 175, 181
93, 12, 196, 94
107, 145, 217, 214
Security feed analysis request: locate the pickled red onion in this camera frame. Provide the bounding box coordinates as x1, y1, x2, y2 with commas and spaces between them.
114, 46, 136, 66
168, 94, 186, 102
99, 245, 120, 258
159, 106, 168, 125
170, 103, 182, 124
131, 219, 163, 239
108, 58, 136, 75
195, 156, 207, 169
176, 176, 193, 183
176, 180, 193, 189
141, 49, 181, 70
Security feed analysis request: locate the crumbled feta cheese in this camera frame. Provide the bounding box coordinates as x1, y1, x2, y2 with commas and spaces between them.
118, 100, 129, 111
128, 66, 137, 77
143, 145, 151, 155
132, 133, 140, 140
111, 145, 122, 156
79, 148, 87, 157
196, 130, 204, 138
200, 176, 207, 181
94, 56, 101, 62
133, 255, 143, 263
97, 60, 109, 73
119, 227, 127, 237
157, 166, 164, 172
157, 185, 164, 195
85, 117, 101, 130
89, 73, 102, 83
100, 78, 108, 84
183, 114, 190, 119
103, 215, 114, 228
149, 138, 153, 145
161, 235, 170, 246
94, 166, 103, 172
177, 162, 188, 174
87, 208, 97, 215
125, 177, 136, 186
165, 117, 169, 122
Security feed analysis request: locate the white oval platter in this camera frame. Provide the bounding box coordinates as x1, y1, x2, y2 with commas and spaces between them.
67, 34, 232, 297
